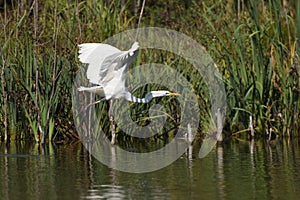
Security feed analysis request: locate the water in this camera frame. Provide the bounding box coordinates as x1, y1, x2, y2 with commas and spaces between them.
1, 139, 300, 200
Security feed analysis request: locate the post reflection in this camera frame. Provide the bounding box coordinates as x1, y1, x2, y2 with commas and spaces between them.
217, 144, 225, 200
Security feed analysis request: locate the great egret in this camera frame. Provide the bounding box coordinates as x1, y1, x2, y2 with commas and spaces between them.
77, 41, 180, 144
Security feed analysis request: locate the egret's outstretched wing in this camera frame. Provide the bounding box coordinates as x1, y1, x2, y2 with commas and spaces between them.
78, 42, 139, 86
78, 43, 121, 85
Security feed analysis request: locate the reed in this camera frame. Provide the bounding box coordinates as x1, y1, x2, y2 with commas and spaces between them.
0, 0, 131, 142
0, 0, 299, 142
199, 0, 299, 137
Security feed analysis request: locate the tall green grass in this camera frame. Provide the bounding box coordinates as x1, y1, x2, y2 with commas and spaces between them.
0, 0, 133, 142
0, 0, 299, 142
198, 0, 299, 137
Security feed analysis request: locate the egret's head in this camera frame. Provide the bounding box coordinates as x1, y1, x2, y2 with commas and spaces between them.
151, 90, 181, 98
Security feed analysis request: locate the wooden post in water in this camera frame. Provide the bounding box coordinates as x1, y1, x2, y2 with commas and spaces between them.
249, 115, 255, 138
217, 108, 223, 141
109, 100, 116, 145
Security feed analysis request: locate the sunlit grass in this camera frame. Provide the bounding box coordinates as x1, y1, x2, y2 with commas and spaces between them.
0, 0, 299, 142
200, 0, 299, 137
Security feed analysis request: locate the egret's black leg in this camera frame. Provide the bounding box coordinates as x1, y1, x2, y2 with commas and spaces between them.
109, 100, 116, 145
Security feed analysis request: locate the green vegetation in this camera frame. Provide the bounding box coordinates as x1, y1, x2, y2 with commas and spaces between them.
0, 0, 299, 142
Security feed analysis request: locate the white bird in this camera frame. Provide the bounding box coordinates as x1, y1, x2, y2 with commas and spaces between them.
77, 41, 180, 144
78, 42, 180, 102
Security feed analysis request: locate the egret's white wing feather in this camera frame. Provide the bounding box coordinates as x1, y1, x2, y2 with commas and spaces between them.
78, 43, 101, 63
99, 50, 137, 84
98, 52, 122, 84
103, 42, 139, 70
78, 43, 121, 85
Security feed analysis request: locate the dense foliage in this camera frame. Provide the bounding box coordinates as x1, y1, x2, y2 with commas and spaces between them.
0, 0, 299, 142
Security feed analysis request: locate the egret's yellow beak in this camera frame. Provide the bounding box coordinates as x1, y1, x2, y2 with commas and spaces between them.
169, 92, 181, 96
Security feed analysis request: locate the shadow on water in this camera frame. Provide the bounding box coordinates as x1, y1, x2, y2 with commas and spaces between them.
0, 138, 300, 199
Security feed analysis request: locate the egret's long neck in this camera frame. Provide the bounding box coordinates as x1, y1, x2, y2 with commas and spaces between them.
125, 92, 152, 103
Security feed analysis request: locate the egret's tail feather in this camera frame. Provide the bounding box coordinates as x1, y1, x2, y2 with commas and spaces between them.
77, 86, 88, 92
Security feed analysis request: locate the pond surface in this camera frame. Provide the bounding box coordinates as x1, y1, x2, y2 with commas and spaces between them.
1, 139, 300, 200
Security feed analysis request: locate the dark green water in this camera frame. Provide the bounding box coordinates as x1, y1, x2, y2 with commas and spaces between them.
0, 139, 300, 200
